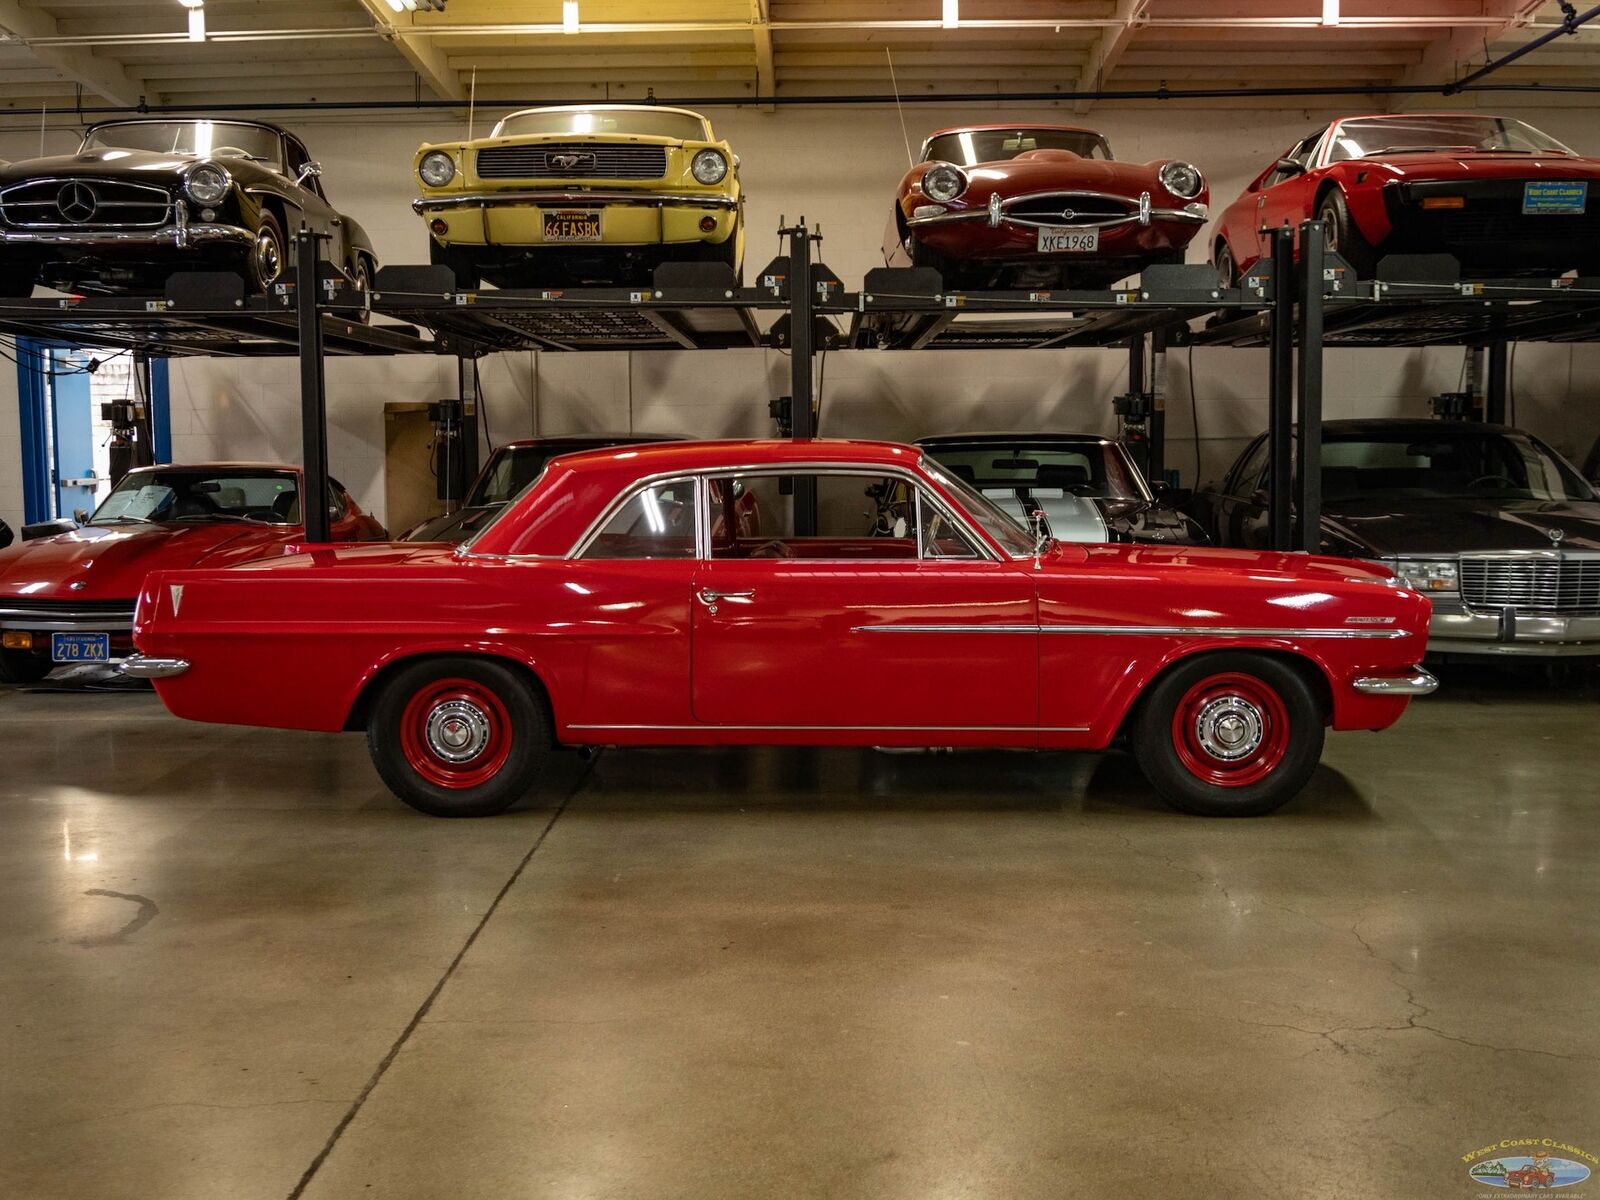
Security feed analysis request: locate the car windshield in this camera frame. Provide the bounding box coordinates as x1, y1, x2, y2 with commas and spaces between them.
922, 442, 1148, 503
492, 109, 708, 140
91, 470, 301, 525
468, 446, 564, 508
82, 121, 284, 168
1320, 430, 1595, 503
1326, 116, 1572, 161
925, 128, 1111, 165
918, 458, 1039, 557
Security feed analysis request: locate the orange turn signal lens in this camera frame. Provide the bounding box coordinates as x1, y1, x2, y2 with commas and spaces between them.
1422, 196, 1465, 210
429, 219, 449, 236
2, 632, 32, 650
699, 215, 717, 232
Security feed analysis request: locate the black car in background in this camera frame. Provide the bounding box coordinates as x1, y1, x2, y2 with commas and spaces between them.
1189, 419, 1600, 658
916, 432, 1207, 545
0, 118, 375, 296
400, 433, 682, 543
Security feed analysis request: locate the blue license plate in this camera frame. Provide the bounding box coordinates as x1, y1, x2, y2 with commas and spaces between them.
52, 632, 110, 663
1522, 181, 1587, 214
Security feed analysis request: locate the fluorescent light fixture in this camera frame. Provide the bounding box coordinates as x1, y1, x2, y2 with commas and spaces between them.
188, 5, 205, 40
563, 0, 580, 34
1322, 0, 1340, 24
942, 0, 958, 29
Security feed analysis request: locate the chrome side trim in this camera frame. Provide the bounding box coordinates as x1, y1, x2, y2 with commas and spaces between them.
567, 722, 1089, 733
1353, 668, 1438, 696
119, 654, 189, 679
414, 190, 740, 213
853, 623, 1410, 639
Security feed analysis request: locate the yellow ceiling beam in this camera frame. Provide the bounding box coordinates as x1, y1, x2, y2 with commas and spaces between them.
355, 0, 466, 101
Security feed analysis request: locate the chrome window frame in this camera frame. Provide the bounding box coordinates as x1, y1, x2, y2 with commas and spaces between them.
571, 473, 702, 563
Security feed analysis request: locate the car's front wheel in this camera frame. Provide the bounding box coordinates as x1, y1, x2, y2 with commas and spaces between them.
1132, 653, 1324, 816
367, 657, 550, 817
429, 240, 482, 291
249, 212, 287, 294
0, 649, 52, 686
1316, 189, 1378, 279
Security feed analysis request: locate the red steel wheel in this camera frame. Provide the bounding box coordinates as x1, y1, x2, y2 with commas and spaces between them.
398, 677, 514, 790
1169, 672, 1290, 788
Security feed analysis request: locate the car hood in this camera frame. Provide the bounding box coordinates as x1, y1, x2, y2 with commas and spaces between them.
1068, 541, 1398, 586
1323, 495, 1600, 556
968, 152, 1176, 194
0, 522, 300, 602
1356, 151, 1600, 183
399, 505, 503, 544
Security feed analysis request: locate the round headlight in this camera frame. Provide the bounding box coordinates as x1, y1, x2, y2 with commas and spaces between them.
419, 151, 456, 188
184, 164, 230, 206
1158, 160, 1203, 199
690, 149, 728, 185
922, 163, 968, 204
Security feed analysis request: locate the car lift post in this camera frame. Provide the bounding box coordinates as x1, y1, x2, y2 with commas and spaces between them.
1267, 224, 1295, 551
1148, 326, 1168, 484
786, 217, 818, 535
1294, 220, 1325, 554
296, 227, 332, 544
1485, 319, 1510, 425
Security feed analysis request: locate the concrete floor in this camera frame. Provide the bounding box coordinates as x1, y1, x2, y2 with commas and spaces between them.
1, 668, 1597, 1200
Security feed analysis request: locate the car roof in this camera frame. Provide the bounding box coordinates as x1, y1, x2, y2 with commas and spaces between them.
923, 123, 1103, 139
1318, 418, 1522, 437
497, 103, 709, 122
496, 433, 683, 449
132, 462, 300, 473
85, 117, 293, 137
917, 432, 1116, 447
552, 438, 922, 472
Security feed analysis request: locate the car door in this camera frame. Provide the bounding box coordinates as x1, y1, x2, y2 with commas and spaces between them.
1253, 131, 1325, 261
690, 468, 1039, 739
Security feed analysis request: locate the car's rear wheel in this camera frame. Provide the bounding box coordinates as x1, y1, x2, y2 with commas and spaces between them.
0, 649, 52, 686
1132, 653, 1324, 816
367, 657, 550, 817
249, 212, 287, 294
1316, 189, 1378, 279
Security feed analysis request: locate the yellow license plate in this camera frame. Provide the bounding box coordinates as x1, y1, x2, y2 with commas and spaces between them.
543, 211, 602, 242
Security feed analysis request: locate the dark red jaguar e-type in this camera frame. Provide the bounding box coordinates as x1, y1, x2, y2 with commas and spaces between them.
884, 124, 1209, 289
126, 440, 1435, 820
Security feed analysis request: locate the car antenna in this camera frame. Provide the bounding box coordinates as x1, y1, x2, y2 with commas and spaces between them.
885, 48, 914, 167
466, 65, 477, 142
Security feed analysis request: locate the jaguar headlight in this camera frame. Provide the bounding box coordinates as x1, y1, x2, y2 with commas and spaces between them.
1158, 160, 1203, 199
418, 151, 457, 188
921, 163, 968, 204
183, 164, 231, 206
1387, 558, 1459, 594
690, 149, 728, 185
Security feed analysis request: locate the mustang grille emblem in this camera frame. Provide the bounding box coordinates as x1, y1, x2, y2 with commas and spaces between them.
548, 152, 597, 172
57, 181, 98, 223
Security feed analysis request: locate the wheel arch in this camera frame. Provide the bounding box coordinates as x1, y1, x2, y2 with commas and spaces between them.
343, 648, 557, 741
1113, 645, 1334, 743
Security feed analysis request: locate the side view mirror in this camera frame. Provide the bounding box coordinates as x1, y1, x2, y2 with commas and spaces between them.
1251, 487, 1270, 506
1274, 157, 1306, 177
294, 161, 323, 187
73, 507, 89, 525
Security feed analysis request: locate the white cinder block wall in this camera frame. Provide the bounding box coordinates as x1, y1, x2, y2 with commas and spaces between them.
2, 102, 1597, 529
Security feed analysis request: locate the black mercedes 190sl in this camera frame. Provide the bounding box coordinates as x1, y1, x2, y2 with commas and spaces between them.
917, 432, 1207, 545
1189, 419, 1600, 658
0, 118, 376, 296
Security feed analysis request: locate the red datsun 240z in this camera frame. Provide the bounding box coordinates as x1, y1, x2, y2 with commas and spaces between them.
126, 440, 1435, 818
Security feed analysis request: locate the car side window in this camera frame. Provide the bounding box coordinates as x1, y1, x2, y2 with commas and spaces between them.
582, 479, 697, 559
1227, 439, 1270, 499
284, 136, 326, 199
1264, 135, 1317, 188
918, 488, 981, 559
706, 471, 940, 561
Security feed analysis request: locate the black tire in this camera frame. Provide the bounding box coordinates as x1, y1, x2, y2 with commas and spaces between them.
909, 236, 958, 287
0, 649, 52, 686
1132, 652, 1325, 817
1316, 188, 1378, 279
429, 240, 481, 291
693, 235, 743, 285
367, 656, 550, 817
0, 260, 37, 299
249, 211, 287, 294
346, 254, 373, 324
1214, 239, 1238, 288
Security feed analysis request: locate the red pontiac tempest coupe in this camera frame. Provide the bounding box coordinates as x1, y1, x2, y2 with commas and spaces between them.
127, 440, 1435, 819
0, 463, 384, 684
884, 125, 1209, 290
1212, 112, 1600, 283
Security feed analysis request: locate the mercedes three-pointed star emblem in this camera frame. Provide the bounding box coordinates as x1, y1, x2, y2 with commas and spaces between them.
57, 181, 98, 224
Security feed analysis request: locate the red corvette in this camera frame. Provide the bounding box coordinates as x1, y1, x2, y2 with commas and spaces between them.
0, 463, 384, 684
1212, 112, 1600, 283
127, 440, 1435, 819
884, 124, 1209, 289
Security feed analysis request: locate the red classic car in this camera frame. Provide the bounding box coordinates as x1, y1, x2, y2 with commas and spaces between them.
884, 125, 1209, 290
1212, 113, 1600, 283
126, 440, 1435, 819
0, 463, 384, 684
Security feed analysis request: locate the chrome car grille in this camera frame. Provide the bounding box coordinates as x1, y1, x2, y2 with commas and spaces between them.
475, 143, 668, 181
1459, 554, 1600, 615
0, 178, 173, 229
1006, 193, 1134, 227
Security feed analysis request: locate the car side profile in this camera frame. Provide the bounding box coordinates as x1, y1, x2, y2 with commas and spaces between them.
128, 440, 1433, 820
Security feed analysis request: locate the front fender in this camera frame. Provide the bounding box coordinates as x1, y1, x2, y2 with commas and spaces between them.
1319, 165, 1397, 246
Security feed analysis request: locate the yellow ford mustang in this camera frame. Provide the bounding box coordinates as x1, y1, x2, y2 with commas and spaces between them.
412, 104, 744, 288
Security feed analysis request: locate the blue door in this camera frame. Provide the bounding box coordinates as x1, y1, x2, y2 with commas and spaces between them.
51, 351, 98, 519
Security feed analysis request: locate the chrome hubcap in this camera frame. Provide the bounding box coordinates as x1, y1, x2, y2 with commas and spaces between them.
425, 700, 491, 763
256, 231, 281, 283
1194, 696, 1265, 762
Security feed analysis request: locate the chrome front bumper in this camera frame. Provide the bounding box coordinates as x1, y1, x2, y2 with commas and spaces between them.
1428, 603, 1600, 657
414, 190, 740, 213
0, 607, 133, 633
120, 654, 189, 679
0, 222, 254, 250
1353, 667, 1439, 696
907, 189, 1208, 231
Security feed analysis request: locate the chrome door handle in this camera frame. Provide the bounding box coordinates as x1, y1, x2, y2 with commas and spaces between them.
698, 588, 754, 605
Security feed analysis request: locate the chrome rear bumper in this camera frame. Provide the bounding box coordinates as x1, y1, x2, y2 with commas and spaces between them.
120, 654, 189, 679
1353, 667, 1439, 696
